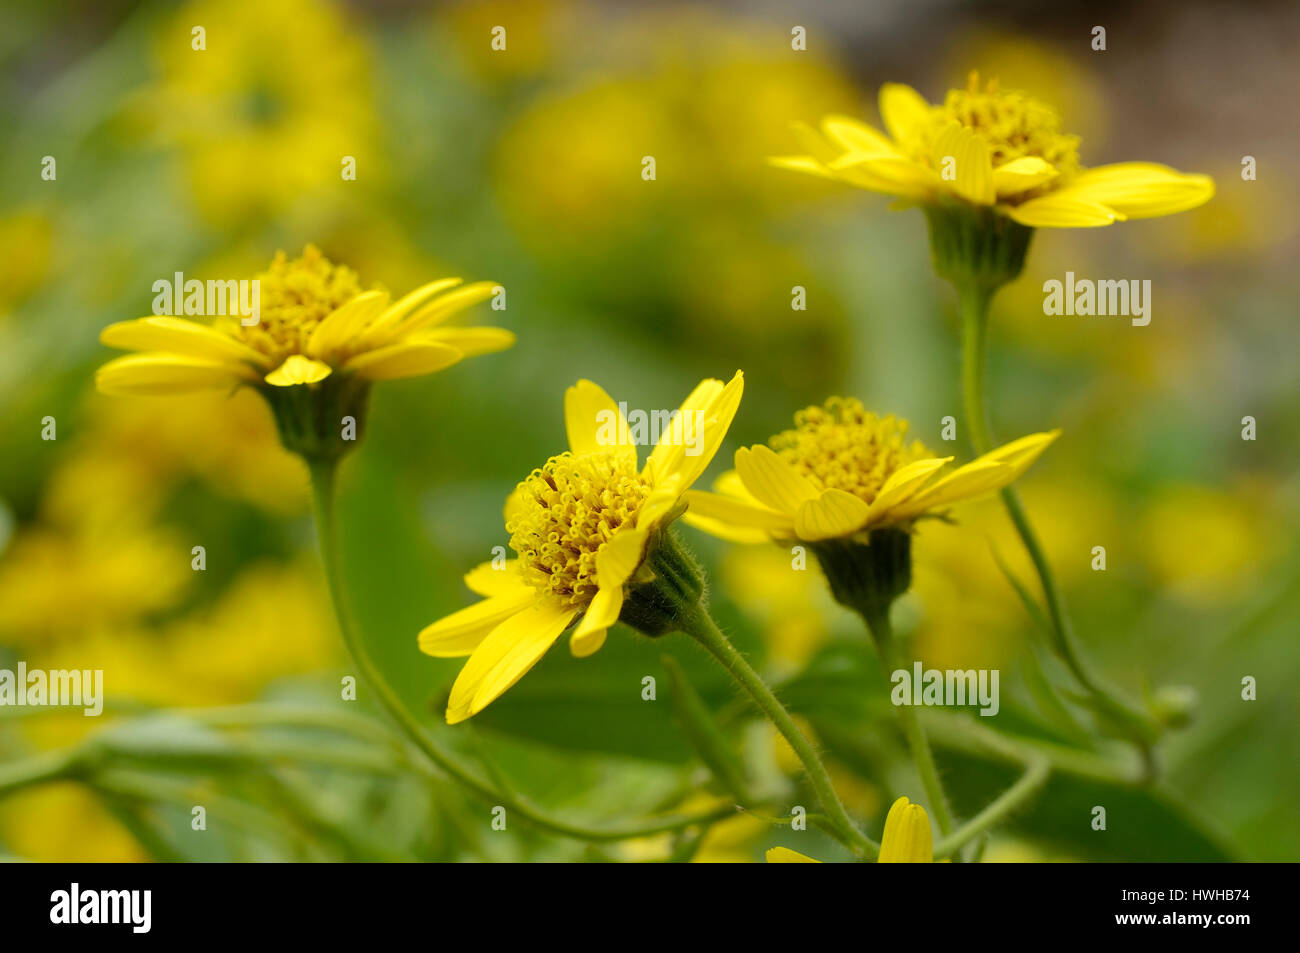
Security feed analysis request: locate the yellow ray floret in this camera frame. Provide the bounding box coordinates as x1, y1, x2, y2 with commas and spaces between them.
96, 245, 514, 395
419, 372, 744, 724
684, 397, 1058, 543
772, 72, 1213, 228
878, 796, 935, 863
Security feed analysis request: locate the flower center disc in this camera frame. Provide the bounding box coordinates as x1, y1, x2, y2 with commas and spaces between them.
508, 450, 653, 605
235, 245, 365, 364
770, 398, 932, 505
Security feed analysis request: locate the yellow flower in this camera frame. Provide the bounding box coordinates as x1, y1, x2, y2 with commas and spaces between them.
772, 72, 1213, 228
96, 245, 511, 396
878, 795, 934, 862
765, 846, 821, 863
684, 397, 1058, 543
419, 372, 744, 724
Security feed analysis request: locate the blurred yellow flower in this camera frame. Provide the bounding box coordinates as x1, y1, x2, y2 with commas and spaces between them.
773, 72, 1213, 228
878, 795, 934, 863
97, 245, 511, 396
685, 397, 1057, 543
140, 0, 378, 224
0, 784, 148, 863
419, 373, 744, 723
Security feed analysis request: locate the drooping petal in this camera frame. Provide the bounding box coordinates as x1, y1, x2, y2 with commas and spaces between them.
794, 489, 871, 541
342, 340, 463, 381
446, 599, 579, 724
418, 588, 537, 658
95, 353, 255, 396
570, 585, 622, 658
878, 796, 933, 863
1006, 194, 1121, 228
734, 444, 817, 515
1055, 162, 1215, 219
932, 121, 995, 205
265, 354, 333, 387
878, 82, 933, 143
596, 527, 648, 590
992, 156, 1060, 197
100, 316, 271, 367
307, 290, 391, 360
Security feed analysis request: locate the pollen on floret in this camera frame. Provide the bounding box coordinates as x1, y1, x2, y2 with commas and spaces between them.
507, 449, 653, 606
234, 245, 371, 364
909, 72, 1081, 181
769, 397, 933, 505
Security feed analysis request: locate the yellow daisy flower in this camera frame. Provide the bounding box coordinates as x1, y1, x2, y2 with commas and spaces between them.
878, 796, 934, 863
772, 72, 1213, 228
97, 245, 511, 396
684, 397, 1058, 544
419, 372, 744, 724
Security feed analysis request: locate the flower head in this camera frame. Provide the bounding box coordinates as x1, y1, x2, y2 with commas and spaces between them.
878, 796, 934, 862
772, 72, 1213, 228
419, 372, 744, 724
96, 246, 513, 460
684, 397, 1058, 543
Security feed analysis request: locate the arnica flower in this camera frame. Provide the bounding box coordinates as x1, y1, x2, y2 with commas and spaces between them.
772, 72, 1214, 230
878, 796, 934, 863
419, 373, 744, 724
96, 245, 512, 460
683, 398, 1057, 617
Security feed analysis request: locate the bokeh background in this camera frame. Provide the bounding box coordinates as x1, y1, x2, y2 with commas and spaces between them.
1, 0, 1296, 862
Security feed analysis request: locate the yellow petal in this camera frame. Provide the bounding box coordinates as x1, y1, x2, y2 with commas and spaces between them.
679, 511, 772, 545
827, 154, 940, 198
765, 846, 822, 863
100, 316, 271, 367
396, 281, 501, 336
878, 82, 932, 143
565, 379, 632, 460
670, 371, 744, 492
645, 377, 724, 483
1006, 194, 1120, 228
95, 353, 254, 396
264, 354, 333, 387
933, 121, 995, 205
892, 459, 1010, 517
867, 457, 952, 523
682, 489, 794, 535
878, 796, 933, 863
342, 340, 463, 381
446, 599, 578, 724
416, 326, 515, 358
979, 429, 1062, 476
794, 489, 871, 541
992, 156, 1060, 197
767, 155, 837, 180
571, 585, 622, 657
417, 588, 537, 658
820, 115, 898, 158
635, 473, 684, 532
596, 528, 648, 590
362, 277, 463, 344
734, 444, 817, 514
1057, 162, 1215, 219
463, 560, 528, 597
306, 290, 391, 360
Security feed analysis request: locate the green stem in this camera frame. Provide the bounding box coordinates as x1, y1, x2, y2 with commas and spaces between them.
957, 283, 1156, 758
932, 756, 1049, 859
680, 605, 878, 859
305, 458, 740, 844
864, 607, 955, 837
